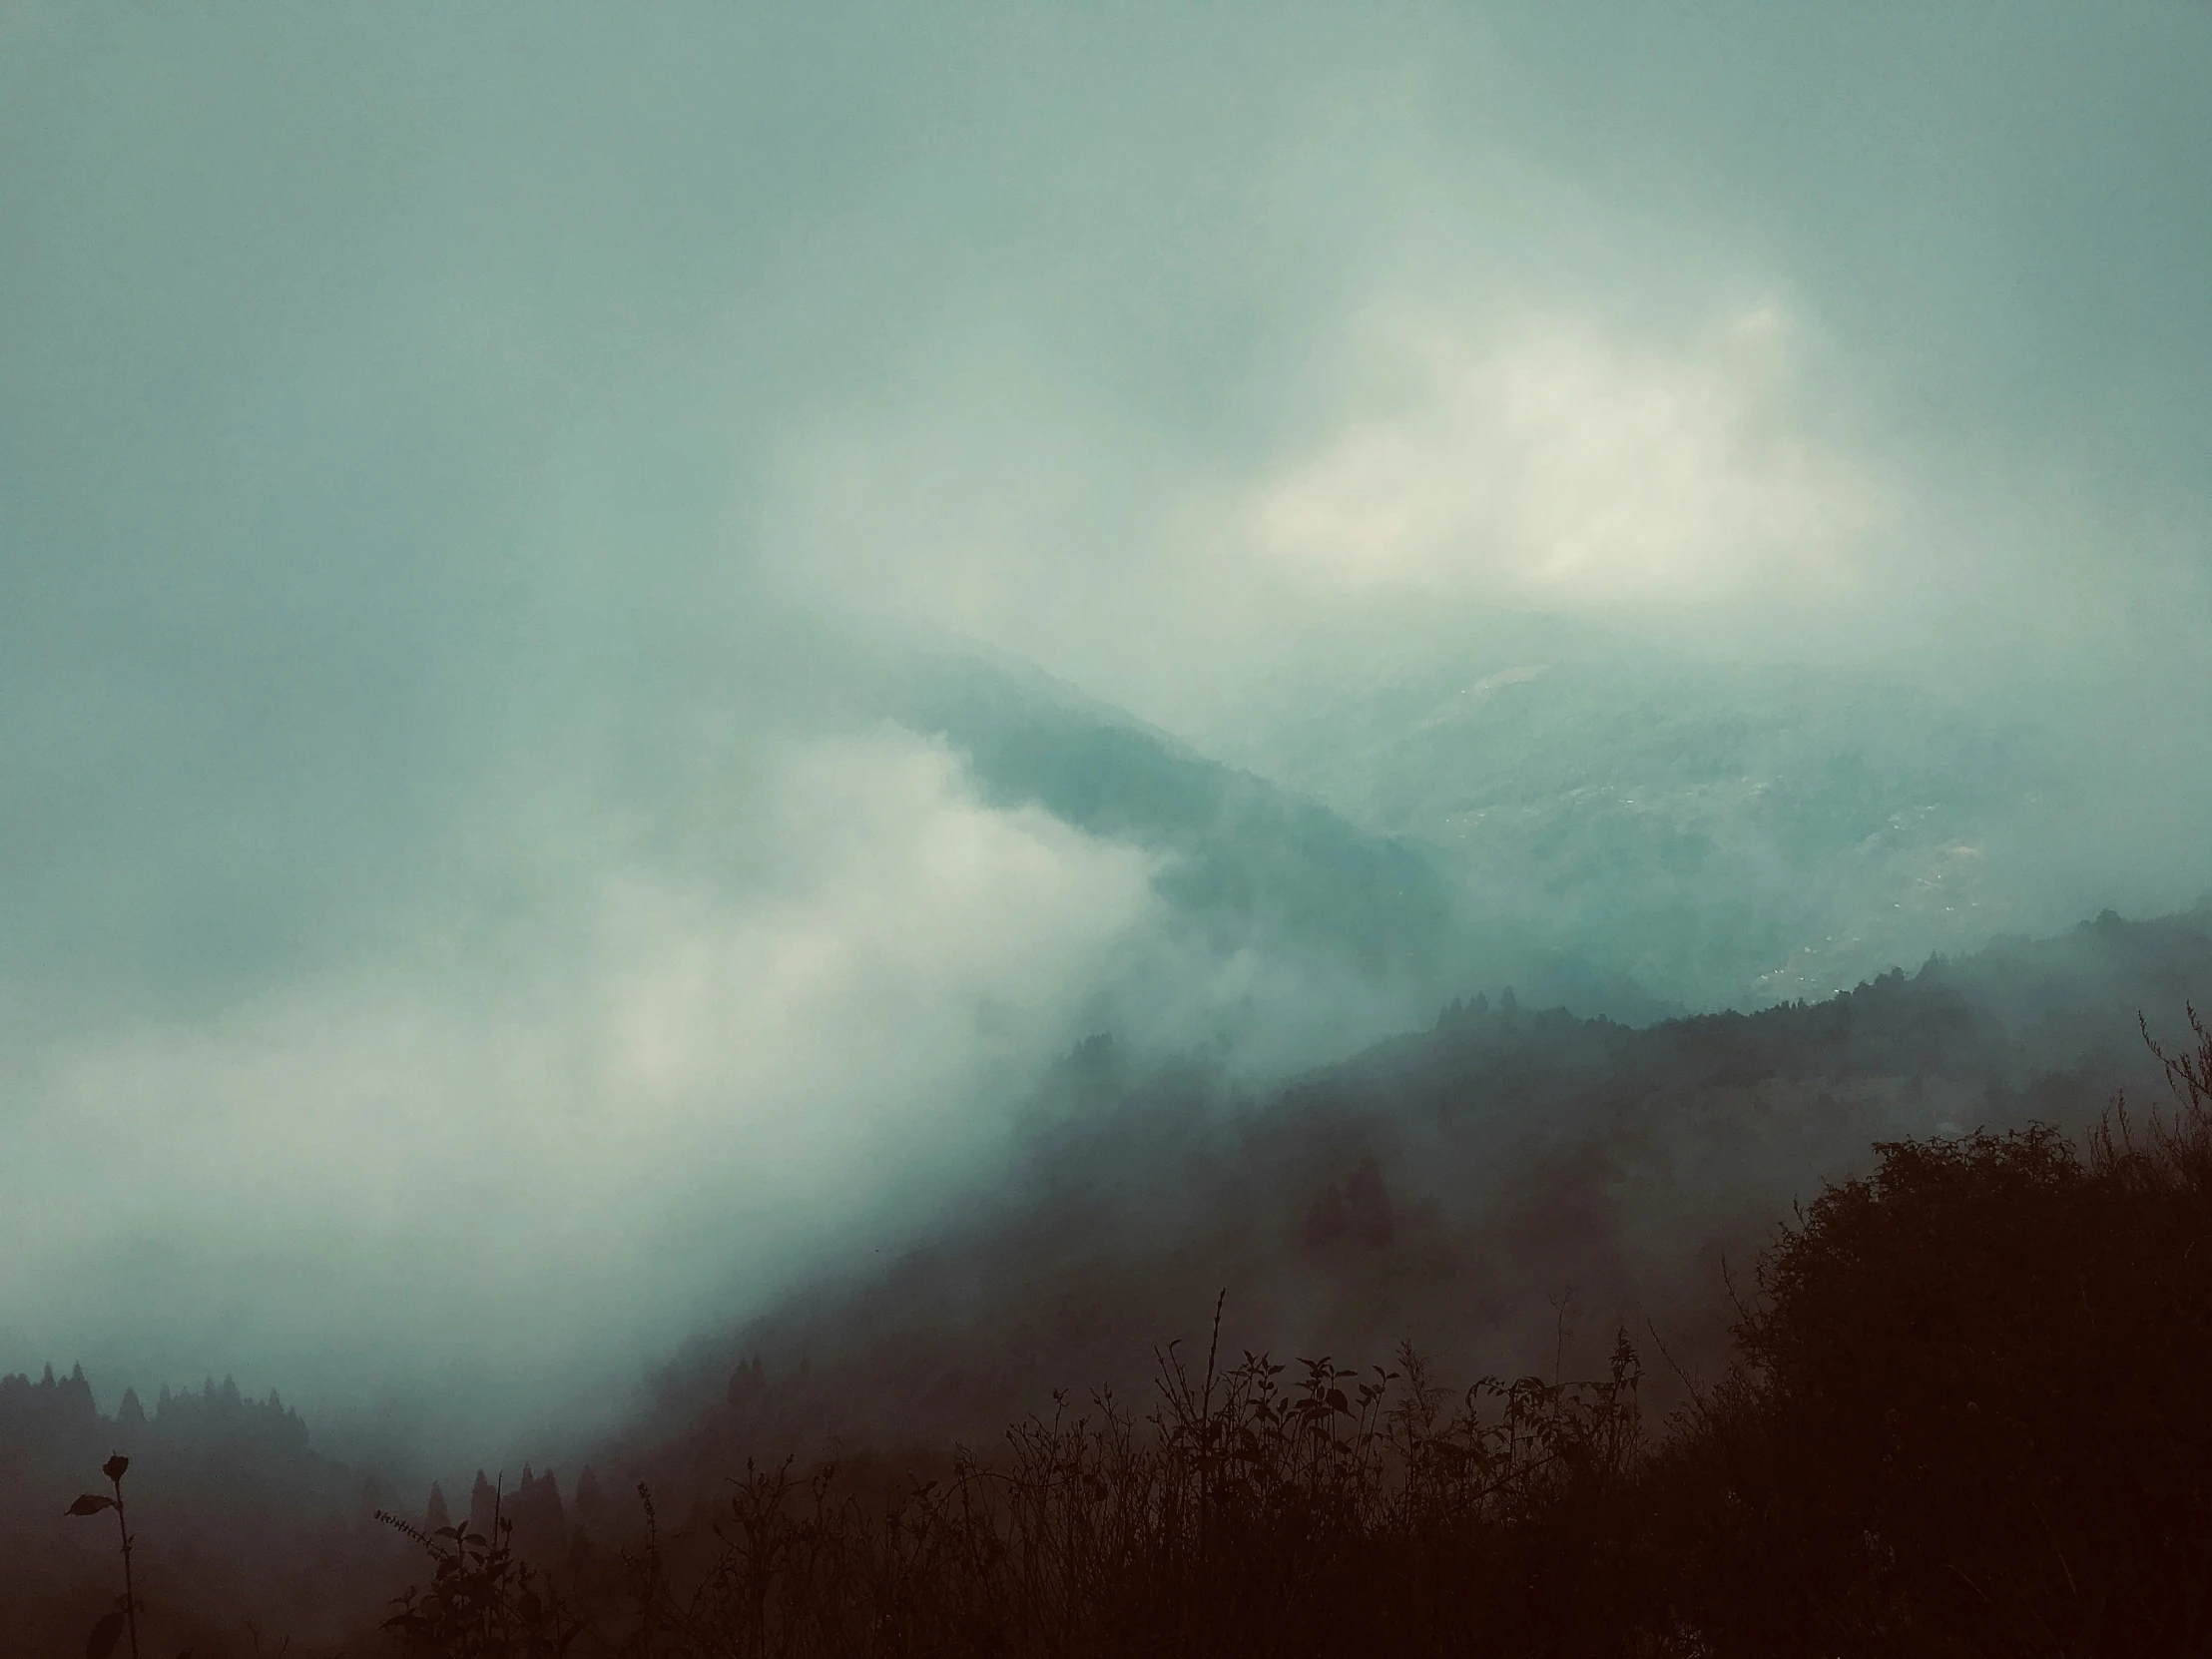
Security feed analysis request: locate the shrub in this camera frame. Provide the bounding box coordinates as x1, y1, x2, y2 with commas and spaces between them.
375, 1480, 584, 1659
608, 1302, 1651, 1657
1661, 1010, 2212, 1655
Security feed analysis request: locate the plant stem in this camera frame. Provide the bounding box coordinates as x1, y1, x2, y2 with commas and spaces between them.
111, 1468, 140, 1659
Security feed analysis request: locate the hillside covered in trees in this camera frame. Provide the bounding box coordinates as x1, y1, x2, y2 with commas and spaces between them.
636, 902, 2212, 1465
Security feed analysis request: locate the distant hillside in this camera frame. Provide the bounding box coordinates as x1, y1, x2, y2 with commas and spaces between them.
1194, 602, 2099, 1009
869, 634, 1678, 1037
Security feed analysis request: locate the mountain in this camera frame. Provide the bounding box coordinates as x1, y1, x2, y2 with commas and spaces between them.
865, 632, 1680, 1041
1191, 602, 2096, 1009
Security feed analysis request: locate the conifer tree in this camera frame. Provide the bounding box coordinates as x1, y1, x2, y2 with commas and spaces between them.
574, 1465, 605, 1534
469, 1468, 497, 1539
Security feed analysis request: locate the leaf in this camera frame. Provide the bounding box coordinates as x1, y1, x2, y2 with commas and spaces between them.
85, 1610, 127, 1659
102, 1453, 130, 1482
65, 1493, 116, 1516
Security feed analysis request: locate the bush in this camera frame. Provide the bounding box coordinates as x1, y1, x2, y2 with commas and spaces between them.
1662, 1009, 2212, 1655
613, 1304, 1649, 1657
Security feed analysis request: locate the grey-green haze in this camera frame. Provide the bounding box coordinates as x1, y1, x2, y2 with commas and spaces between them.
3, 2, 2206, 1459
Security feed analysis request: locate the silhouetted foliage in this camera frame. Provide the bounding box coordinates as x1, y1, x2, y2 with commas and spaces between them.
591, 1310, 1646, 1657
374, 1479, 583, 1659
64, 1452, 142, 1659
1651, 1005, 2212, 1654
12, 934, 2210, 1656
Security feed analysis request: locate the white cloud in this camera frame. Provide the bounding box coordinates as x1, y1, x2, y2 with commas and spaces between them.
1249, 302, 1884, 614
0, 731, 1161, 1438
756, 295, 1893, 737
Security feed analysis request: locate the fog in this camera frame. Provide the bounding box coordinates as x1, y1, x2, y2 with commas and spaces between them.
2, 3, 2207, 1461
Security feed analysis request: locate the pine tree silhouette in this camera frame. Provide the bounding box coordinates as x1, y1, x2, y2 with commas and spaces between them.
574, 1465, 606, 1534
468, 1469, 497, 1539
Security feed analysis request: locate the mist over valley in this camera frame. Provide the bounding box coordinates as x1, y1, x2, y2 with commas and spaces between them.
3, 5, 2207, 1652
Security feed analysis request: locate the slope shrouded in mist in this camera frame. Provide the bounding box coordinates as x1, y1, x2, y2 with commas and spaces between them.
637, 902, 2212, 1469
7, 903, 2208, 1653
2, 0, 2207, 1498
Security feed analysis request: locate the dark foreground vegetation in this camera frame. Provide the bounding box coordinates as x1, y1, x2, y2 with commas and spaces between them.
362, 1007, 2212, 1656
8, 915, 2210, 1656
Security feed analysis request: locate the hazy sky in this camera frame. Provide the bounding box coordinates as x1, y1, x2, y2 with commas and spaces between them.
3, 3, 2206, 1453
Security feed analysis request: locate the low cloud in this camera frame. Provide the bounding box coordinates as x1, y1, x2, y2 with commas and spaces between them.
1249, 303, 1882, 617
0, 732, 1161, 1450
